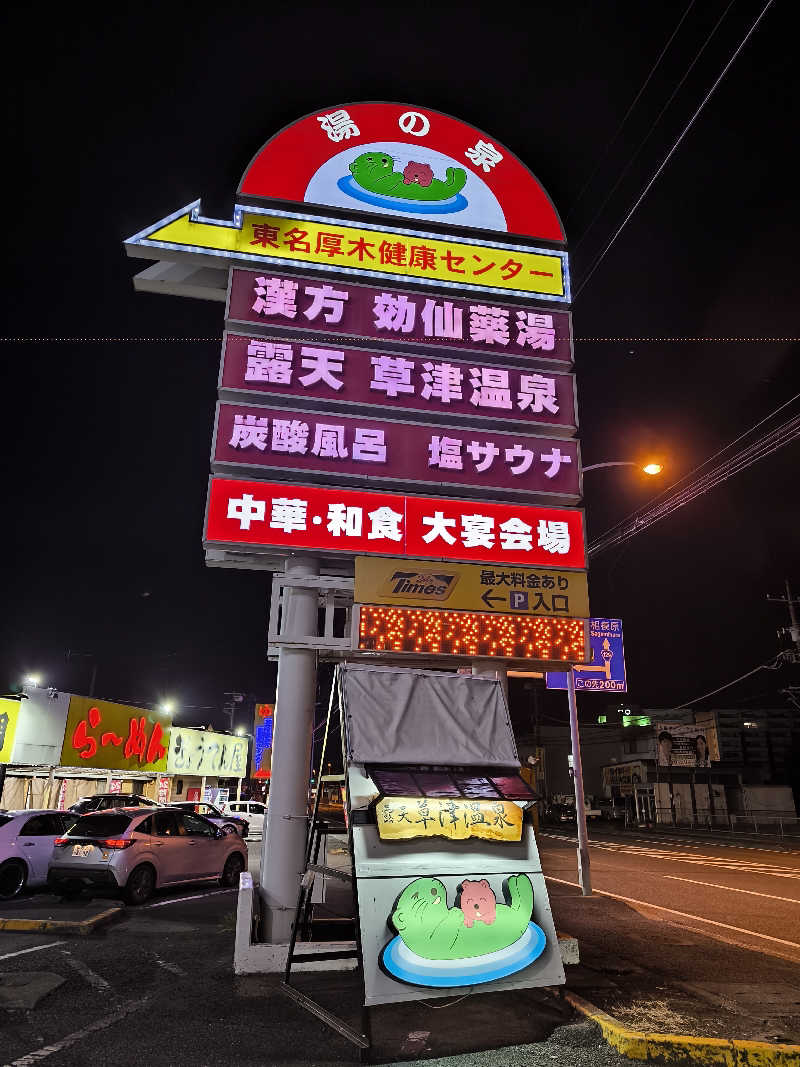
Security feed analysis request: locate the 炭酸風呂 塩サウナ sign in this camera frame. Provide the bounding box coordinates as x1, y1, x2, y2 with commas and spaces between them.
204, 477, 586, 569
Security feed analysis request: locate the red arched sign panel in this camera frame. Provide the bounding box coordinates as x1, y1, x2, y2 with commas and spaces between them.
238, 102, 565, 245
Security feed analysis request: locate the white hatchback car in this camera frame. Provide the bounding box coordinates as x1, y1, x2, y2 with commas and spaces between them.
221, 800, 267, 835
0, 809, 74, 899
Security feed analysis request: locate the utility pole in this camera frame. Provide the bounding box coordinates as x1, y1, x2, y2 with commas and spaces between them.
567, 669, 592, 896
767, 579, 800, 660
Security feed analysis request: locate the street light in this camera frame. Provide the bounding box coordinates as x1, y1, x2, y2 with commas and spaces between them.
583, 461, 664, 475
160, 700, 176, 714
24, 674, 42, 687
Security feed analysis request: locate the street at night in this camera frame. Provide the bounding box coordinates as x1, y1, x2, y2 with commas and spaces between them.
3, 1, 799, 1064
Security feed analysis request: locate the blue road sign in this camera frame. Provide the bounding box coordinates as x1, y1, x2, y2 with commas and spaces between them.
253, 716, 274, 773
546, 618, 626, 692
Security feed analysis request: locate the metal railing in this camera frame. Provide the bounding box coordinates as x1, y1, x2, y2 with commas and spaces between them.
642, 806, 800, 838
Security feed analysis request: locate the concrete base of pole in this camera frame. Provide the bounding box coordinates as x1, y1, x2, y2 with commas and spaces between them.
259, 556, 320, 944
471, 659, 509, 702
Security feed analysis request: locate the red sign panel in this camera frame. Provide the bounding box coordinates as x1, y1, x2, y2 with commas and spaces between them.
237, 102, 565, 243
227, 269, 572, 367
357, 605, 586, 663
214, 402, 580, 501
220, 333, 577, 432
205, 477, 586, 568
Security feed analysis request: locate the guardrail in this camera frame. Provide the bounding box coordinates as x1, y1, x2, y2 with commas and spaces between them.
642, 807, 800, 838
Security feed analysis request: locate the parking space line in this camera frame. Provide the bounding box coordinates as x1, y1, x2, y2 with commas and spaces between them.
0, 941, 66, 962
144, 888, 236, 908
5, 996, 150, 1067
153, 953, 187, 976
61, 950, 113, 994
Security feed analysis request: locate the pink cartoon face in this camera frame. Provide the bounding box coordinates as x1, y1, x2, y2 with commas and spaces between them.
402, 161, 434, 187
457, 878, 497, 927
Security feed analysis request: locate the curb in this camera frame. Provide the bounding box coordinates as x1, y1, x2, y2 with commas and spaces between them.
0, 905, 123, 935
565, 991, 800, 1067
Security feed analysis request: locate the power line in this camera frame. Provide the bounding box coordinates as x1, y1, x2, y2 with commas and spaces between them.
573, 0, 774, 301
572, 0, 733, 252
564, 0, 696, 223
671, 656, 784, 709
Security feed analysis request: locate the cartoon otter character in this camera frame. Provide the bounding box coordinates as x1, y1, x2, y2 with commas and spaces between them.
348, 153, 467, 202
388, 875, 532, 960
402, 161, 434, 187
456, 878, 497, 927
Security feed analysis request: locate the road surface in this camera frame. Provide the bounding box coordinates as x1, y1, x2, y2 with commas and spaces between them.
539, 828, 800, 964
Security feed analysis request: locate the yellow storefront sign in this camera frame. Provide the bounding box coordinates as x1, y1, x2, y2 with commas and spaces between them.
0, 698, 21, 763
375, 796, 523, 843
60, 696, 173, 772
355, 557, 589, 618
131, 204, 568, 300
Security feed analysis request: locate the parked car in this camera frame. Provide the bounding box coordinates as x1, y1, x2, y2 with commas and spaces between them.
69, 793, 159, 815
48, 807, 247, 905
0, 809, 75, 899
170, 801, 249, 838
221, 799, 267, 836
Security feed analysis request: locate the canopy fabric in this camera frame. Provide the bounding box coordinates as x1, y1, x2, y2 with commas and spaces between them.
341, 665, 519, 768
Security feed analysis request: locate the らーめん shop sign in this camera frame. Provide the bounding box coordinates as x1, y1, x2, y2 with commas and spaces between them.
61, 696, 173, 772
205, 477, 586, 569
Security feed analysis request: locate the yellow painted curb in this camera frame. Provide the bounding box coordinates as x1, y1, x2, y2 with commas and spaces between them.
565, 991, 800, 1067
0, 905, 123, 935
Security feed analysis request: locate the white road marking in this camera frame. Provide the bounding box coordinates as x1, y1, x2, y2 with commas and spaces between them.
144, 888, 236, 908
539, 832, 800, 878
0, 941, 66, 962
664, 874, 800, 904
61, 950, 113, 993
4, 996, 150, 1066
540, 830, 800, 857
544, 875, 800, 950
152, 953, 186, 976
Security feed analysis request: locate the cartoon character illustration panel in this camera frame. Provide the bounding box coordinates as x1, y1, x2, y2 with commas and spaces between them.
305, 142, 506, 229
380, 873, 546, 987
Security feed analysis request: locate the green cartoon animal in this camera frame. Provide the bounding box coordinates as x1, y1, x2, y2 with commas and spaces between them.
349, 152, 467, 202
389, 875, 533, 960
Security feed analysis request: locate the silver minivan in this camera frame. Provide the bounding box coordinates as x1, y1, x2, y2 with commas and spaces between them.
48, 807, 247, 904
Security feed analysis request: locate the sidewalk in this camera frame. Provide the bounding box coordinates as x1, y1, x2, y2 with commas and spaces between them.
549, 880, 800, 1047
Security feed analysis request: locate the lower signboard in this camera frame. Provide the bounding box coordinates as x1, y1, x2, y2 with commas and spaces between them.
375, 796, 523, 843
356, 604, 586, 663
205, 477, 586, 569
355, 556, 588, 617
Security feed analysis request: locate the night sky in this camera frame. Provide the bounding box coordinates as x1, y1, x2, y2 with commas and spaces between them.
2, 1, 797, 731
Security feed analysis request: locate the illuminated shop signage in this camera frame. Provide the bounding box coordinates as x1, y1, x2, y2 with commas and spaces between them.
238, 102, 565, 242
354, 557, 589, 617
214, 401, 580, 501
356, 605, 586, 662
220, 333, 577, 431
167, 727, 248, 777
375, 796, 523, 843
61, 696, 172, 772
227, 270, 572, 365
205, 477, 586, 568
127, 206, 568, 301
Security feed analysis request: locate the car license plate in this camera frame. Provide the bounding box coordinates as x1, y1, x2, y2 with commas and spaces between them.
72, 843, 93, 857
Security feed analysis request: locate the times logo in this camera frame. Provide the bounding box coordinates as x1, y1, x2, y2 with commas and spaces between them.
380, 570, 459, 601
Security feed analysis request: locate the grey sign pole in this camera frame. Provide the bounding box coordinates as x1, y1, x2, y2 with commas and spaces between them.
566, 668, 592, 895
260, 555, 320, 942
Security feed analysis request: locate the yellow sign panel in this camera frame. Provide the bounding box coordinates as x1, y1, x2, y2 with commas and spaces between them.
355, 557, 589, 618
136, 207, 567, 299
375, 796, 523, 843
0, 698, 21, 764
60, 696, 173, 772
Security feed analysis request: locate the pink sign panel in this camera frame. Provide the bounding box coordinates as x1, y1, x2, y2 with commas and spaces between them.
213, 402, 580, 501
220, 333, 577, 431
227, 269, 572, 366
205, 477, 587, 568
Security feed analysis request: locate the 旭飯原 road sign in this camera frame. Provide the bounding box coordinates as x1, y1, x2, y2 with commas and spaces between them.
546, 618, 626, 692
354, 557, 588, 618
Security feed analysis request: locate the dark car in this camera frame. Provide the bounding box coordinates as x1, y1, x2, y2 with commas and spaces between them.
69, 794, 159, 815
170, 802, 249, 838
